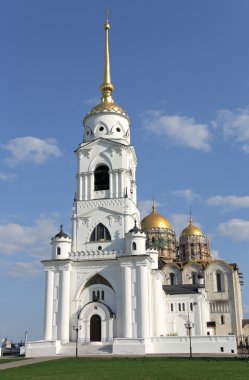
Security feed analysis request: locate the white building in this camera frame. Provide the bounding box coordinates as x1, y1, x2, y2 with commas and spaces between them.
26, 19, 242, 357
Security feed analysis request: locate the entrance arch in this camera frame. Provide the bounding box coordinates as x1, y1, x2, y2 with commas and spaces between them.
90, 314, 101, 342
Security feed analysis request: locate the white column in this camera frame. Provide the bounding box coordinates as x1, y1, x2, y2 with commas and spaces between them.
84, 174, 88, 200
59, 267, 70, 343
109, 171, 113, 198
153, 275, 164, 336
138, 264, 150, 338
44, 269, 54, 341
71, 214, 77, 252
120, 170, 124, 197
90, 172, 94, 199
122, 265, 132, 338
115, 171, 118, 198
78, 174, 82, 201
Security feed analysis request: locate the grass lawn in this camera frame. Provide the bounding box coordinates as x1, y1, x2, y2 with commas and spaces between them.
0, 357, 248, 380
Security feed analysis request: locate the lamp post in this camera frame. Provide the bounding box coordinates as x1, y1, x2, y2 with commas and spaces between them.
73, 312, 82, 358
185, 313, 194, 358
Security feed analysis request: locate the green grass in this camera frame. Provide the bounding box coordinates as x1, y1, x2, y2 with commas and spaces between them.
0, 357, 248, 380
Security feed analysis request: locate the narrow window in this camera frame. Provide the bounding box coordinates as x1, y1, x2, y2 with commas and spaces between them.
101, 291, 104, 300
216, 273, 222, 292
92, 291, 96, 301
171, 303, 174, 312
182, 303, 185, 312
170, 273, 175, 285
57, 247, 61, 255
97, 290, 100, 300
132, 242, 137, 250
178, 303, 181, 312
90, 223, 111, 242
221, 315, 225, 325
192, 272, 197, 285
94, 165, 109, 191
190, 302, 193, 311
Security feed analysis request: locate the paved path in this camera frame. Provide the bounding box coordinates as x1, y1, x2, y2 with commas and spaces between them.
0, 357, 60, 370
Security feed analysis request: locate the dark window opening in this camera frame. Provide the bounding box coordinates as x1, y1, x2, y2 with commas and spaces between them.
182, 303, 185, 312
190, 303, 193, 311
170, 273, 175, 285
101, 291, 104, 300
192, 273, 197, 285
178, 303, 181, 312
171, 303, 174, 312
57, 247, 61, 255
221, 315, 225, 324
217, 273, 222, 292
132, 242, 137, 250
94, 165, 109, 191
90, 223, 111, 242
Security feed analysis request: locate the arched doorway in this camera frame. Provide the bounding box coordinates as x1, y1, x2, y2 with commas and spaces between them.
90, 314, 101, 342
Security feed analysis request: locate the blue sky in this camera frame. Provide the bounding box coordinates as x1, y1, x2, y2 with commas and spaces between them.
1, 0, 249, 342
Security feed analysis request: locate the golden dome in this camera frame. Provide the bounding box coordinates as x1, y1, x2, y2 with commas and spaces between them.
181, 218, 204, 237
141, 203, 172, 230
85, 101, 129, 120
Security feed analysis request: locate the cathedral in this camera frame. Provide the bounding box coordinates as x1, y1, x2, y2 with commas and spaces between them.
26, 19, 243, 357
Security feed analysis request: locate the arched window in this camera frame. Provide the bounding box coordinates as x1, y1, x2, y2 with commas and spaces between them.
132, 242, 137, 250
216, 271, 224, 292
170, 272, 175, 285
94, 165, 109, 191
90, 223, 111, 242
192, 272, 197, 285
57, 247, 61, 255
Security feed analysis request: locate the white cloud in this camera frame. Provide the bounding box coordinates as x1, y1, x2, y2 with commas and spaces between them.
213, 106, 249, 152
0, 171, 17, 181
1, 136, 62, 166
207, 195, 249, 209
0, 259, 42, 278
143, 110, 211, 151
0, 215, 64, 257
6, 261, 42, 278
217, 219, 249, 241
138, 200, 161, 219
211, 249, 220, 259
173, 189, 200, 202
170, 213, 190, 236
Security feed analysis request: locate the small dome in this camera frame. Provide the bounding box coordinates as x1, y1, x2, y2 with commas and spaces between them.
128, 220, 144, 234
141, 204, 172, 230
53, 225, 70, 239
181, 219, 204, 237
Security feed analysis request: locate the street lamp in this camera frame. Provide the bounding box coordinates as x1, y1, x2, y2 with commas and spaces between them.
73, 312, 82, 358
185, 313, 194, 358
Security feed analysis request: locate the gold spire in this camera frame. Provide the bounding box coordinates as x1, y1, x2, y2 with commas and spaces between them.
100, 15, 114, 103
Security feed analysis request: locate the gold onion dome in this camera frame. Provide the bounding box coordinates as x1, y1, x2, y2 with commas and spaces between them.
85, 18, 129, 120
181, 217, 204, 237
141, 203, 172, 230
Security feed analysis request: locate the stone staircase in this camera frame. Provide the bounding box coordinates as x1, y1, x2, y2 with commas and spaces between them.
58, 342, 113, 356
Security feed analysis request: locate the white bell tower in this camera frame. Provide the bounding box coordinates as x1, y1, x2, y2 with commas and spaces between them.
71, 19, 140, 259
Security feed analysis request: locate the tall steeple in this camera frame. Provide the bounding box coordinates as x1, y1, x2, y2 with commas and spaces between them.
100, 17, 114, 104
